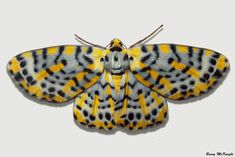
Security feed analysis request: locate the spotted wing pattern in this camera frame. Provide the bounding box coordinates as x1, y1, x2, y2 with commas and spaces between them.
73, 72, 119, 130
73, 70, 168, 131
128, 44, 230, 100
114, 71, 168, 131
7, 45, 105, 103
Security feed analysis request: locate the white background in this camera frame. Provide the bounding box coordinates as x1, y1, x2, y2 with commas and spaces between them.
0, 0, 234, 156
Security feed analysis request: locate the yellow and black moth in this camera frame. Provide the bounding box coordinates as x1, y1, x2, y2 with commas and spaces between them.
7, 25, 230, 131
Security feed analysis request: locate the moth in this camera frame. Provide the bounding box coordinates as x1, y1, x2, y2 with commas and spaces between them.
7, 25, 230, 131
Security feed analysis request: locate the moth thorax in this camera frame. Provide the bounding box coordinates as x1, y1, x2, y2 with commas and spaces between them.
104, 51, 129, 75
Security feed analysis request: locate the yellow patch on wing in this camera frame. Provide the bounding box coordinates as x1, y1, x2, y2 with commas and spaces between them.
149, 67, 173, 91
170, 60, 201, 79
159, 44, 171, 54
187, 68, 201, 79
134, 73, 152, 87
156, 105, 167, 122
84, 76, 99, 89
9, 57, 21, 73
177, 45, 188, 53
35, 70, 48, 81
104, 72, 115, 113
87, 63, 95, 70
121, 49, 128, 54
168, 92, 184, 100
193, 47, 199, 52
91, 95, 100, 116
47, 47, 58, 55
193, 87, 201, 96
207, 77, 217, 87
171, 61, 186, 70
76, 72, 86, 81
120, 71, 130, 116
93, 48, 105, 57
74, 110, 86, 124
64, 45, 75, 55
194, 77, 217, 95
20, 81, 50, 101
20, 81, 29, 90
149, 69, 159, 80
20, 80, 42, 97
196, 82, 209, 91
63, 80, 76, 93
146, 45, 153, 52
35, 63, 64, 81
159, 78, 173, 91
53, 95, 65, 102
22, 51, 31, 58
138, 93, 147, 116
128, 47, 141, 58
37, 49, 43, 55
204, 49, 213, 57
216, 55, 227, 70
50, 63, 64, 72
151, 92, 163, 105
62, 72, 86, 94
76, 94, 88, 108
81, 46, 88, 52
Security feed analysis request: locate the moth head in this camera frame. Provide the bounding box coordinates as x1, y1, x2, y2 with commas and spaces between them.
108, 38, 126, 52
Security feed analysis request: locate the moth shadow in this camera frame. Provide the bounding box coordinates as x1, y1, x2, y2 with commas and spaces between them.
168, 68, 230, 105
7, 69, 72, 107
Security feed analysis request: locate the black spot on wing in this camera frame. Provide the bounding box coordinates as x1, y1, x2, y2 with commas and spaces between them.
16, 55, 24, 61
72, 77, 79, 87
170, 44, 181, 62
32, 51, 38, 65
141, 46, 147, 53
213, 70, 223, 79
42, 48, 47, 59
14, 72, 24, 82
182, 66, 190, 73
140, 54, 151, 63
170, 88, 178, 95
210, 58, 217, 65
55, 46, 64, 63
75, 46, 81, 60
83, 55, 93, 64
153, 45, 159, 58
20, 61, 26, 68
45, 68, 53, 75
87, 47, 92, 54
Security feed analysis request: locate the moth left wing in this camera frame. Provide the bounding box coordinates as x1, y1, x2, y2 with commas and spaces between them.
7, 45, 105, 103
73, 72, 119, 130
128, 44, 230, 100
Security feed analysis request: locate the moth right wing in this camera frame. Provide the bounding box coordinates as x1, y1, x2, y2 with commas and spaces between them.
128, 44, 230, 101
114, 71, 168, 131
7, 45, 105, 103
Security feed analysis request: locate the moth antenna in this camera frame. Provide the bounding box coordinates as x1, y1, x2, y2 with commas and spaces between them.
74, 34, 106, 49
129, 24, 163, 48
122, 43, 127, 48
105, 43, 111, 49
